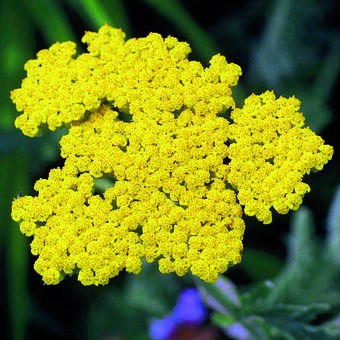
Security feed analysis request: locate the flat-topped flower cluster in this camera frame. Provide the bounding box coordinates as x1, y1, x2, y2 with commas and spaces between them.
11, 25, 333, 285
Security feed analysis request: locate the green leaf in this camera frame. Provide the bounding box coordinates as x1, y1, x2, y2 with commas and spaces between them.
0, 0, 34, 130
23, 0, 77, 44
195, 276, 241, 320
124, 262, 180, 315
236, 302, 332, 340
142, 0, 219, 63
196, 206, 339, 340
265, 207, 319, 305
286, 207, 317, 270
248, 0, 338, 132
305, 38, 340, 131
240, 248, 283, 282
87, 262, 180, 340
243, 315, 291, 340
211, 312, 235, 327
244, 313, 332, 340
321, 314, 340, 338
66, 0, 131, 36
1, 153, 32, 340
260, 303, 330, 322
260, 206, 340, 307
241, 280, 275, 312
325, 184, 340, 265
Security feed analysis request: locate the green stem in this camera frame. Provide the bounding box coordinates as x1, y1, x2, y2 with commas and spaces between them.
66, 0, 131, 37
2, 153, 31, 340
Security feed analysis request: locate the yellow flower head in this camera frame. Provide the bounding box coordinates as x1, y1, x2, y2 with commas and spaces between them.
11, 25, 332, 285
227, 91, 333, 224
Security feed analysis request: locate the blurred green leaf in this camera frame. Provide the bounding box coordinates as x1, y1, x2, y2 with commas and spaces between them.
142, 0, 219, 63
243, 313, 332, 340
326, 184, 340, 265
285, 207, 317, 272
0, 0, 34, 129
22, 0, 77, 44
198, 205, 340, 339
265, 207, 319, 305
201, 277, 335, 339
305, 37, 340, 131
261, 303, 330, 323
240, 248, 283, 282
211, 312, 235, 327
87, 262, 181, 340
66, 0, 131, 36
241, 280, 275, 312
261, 206, 340, 307
322, 314, 340, 338
124, 262, 180, 315
1, 153, 32, 340
196, 277, 241, 320
248, 0, 339, 132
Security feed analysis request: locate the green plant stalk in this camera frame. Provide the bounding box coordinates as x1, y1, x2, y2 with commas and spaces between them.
69, 0, 131, 37
2, 153, 31, 340
1, 1, 34, 337
79, 0, 112, 27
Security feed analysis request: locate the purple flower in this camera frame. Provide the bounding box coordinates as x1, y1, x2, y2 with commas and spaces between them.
149, 288, 207, 340
149, 315, 177, 340
172, 288, 207, 323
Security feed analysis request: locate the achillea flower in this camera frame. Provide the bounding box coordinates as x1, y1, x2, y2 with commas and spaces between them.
11, 25, 333, 285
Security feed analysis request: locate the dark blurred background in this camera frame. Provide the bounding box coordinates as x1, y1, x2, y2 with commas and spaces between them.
1, 1, 339, 339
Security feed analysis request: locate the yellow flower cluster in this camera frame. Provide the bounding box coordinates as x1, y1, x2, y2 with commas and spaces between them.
11, 25, 239, 137
227, 91, 333, 224
11, 25, 333, 285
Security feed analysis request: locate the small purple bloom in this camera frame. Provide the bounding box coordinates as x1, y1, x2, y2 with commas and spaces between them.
150, 288, 207, 340
149, 315, 177, 340
172, 288, 207, 323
